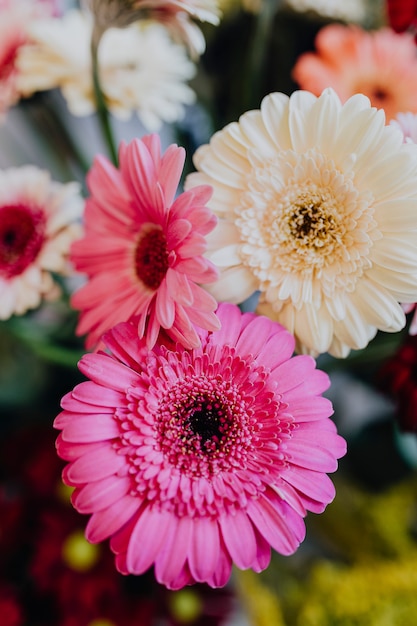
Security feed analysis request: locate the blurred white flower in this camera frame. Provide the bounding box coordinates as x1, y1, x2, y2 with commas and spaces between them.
82, 0, 221, 56
391, 112, 417, 145
17, 10, 196, 131
282, 0, 365, 22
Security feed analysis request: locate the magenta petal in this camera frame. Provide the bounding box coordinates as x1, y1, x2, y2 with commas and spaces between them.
78, 353, 140, 391
110, 509, 141, 554
166, 563, 194, 590
102, 322, 147, 368
86, 495, 140, 543
209, 303, 243, 347
251, 527, 271, 573
289, 396, 334, 421
256, 330, 295, 369
285, 438, 342, 472
72, 475, 131, 514
55, 434, 103, 461
188, 517, 220, 583
272, 355, 318, 391
126, 507, 173, 574
207, 536, 233, 588
246, 497, 304, 556
154, 515, 191, 586
71, 381, 125, 407
59, 414, 120, 443
235, 315, 276, 358
281, 466, 336, 505
219, 510, 258, 569
64, 444, 125, 485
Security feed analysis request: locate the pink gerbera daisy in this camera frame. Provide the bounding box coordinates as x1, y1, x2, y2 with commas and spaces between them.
70, 134, 220, 350
54, 303, 346, 589
292, 24, 417, 122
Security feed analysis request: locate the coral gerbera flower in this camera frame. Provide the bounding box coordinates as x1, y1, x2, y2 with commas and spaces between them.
54, 303, 346, 589
70, 134, 220, 350
292, 24, 417, 122
0, 166, 83, 320
185, 88, 417, 357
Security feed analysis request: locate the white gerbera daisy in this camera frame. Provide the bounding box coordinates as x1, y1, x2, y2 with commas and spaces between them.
282, 0, 365, 22
82, 0, 220, 57
185, 88, 417, 357
0, 166, 83, 319
17, 10, 196, 131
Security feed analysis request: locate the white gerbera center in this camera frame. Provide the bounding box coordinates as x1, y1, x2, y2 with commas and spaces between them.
236, 149, 380, 307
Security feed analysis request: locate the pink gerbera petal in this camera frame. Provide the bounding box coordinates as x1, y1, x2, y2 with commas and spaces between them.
70, 134, 219, 350
54, 303, 346, 589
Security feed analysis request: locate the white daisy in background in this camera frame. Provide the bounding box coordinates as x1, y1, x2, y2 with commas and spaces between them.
82, 0, 221, 57
282, 0, 365, 22
185, 88, 417, 357
17, 10, 196, 131
391, 112, 417, 145
0, 166, 83, 320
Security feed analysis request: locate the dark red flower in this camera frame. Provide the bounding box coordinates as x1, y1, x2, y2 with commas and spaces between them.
386, 0, 417, 33
378, 334, 417, 432
0, 585, 24, 626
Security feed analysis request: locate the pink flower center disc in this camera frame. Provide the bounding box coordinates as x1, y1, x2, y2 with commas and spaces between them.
0, 204, 45, 278
134, 227, 169, 290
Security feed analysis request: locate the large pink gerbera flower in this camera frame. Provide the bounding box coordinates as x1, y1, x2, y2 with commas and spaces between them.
0, 166, 83, 319
292, 24, 417, 122
70, 134, 220, 350
54, 303, 346, 589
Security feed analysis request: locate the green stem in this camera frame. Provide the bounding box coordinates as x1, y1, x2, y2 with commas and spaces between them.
243, 0, 281, 111
91, 30, 118, 166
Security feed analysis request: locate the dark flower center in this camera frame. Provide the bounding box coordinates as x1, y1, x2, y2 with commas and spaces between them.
188, 398, 227, 446
134, 226, 169, 290
0, 204, 45, 278
289, 202, 336, 245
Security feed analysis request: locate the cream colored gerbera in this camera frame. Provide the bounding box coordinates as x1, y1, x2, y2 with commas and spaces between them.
0, 166, 83, 319
17, 10, 196, 130
185, 88, 417, 357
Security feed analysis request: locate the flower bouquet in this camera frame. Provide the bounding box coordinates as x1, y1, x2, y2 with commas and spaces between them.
2, 0, 417, 624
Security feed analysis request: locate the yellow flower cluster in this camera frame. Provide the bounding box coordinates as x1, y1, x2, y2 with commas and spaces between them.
235, 478, 417, 625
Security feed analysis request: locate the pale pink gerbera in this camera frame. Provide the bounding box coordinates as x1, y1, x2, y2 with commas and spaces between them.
70, 134, 220, 350
54, 303, 346, 589
292, 24, 417, 122
0, 166, 83, 319
0, 0, 55, 117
